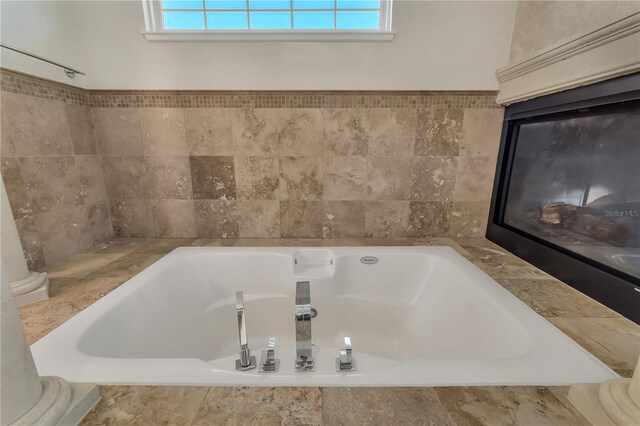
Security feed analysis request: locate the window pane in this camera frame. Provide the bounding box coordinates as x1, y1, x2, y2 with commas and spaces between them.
162, 0, 204, 9
163, 11, 205, 29
336, 11, 379, 28
337, 0, 380, 9
293, 0, 335, 9
206, 12, 249, 28
205, 0, 247, 9
293, 11, 334, 29
249, 0, 290, 9
249, 12, 291, 28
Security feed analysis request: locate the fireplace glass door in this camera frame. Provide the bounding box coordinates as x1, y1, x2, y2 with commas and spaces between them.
502, 103, 640, 281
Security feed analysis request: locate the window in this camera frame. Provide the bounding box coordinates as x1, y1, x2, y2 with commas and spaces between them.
142, 0, 394, 41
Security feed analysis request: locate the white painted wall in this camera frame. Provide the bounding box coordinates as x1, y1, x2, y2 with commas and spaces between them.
1, 1, 516, 90
0, 1, 88, 88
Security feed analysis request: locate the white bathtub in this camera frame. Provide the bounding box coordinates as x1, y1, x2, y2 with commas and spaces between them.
31, 246, 617, 386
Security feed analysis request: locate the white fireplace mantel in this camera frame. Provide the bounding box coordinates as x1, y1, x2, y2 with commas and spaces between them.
496, 13, 640, 105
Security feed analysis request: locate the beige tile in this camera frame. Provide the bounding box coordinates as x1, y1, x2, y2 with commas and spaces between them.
323, 387, 452, 426
411, 156, 458, 201
64, 104, 98, 155
132, 238, 194, 255
91, 108, 143, 156
101, 156, 151, 199
436, 386, 581, 426
81, 385, 208, 426
460, 109, 504, 158
15, 215, 45, 270
86, 200, 114, 243
193, 387, 321, 426
278, 109, 324, 156
235, 156, 280, 200
145, 156, 193, 199
323, 156, 367, 200
367, 156, 412, 201
280, 238, 325, 246
460, 244, 551, 279
41, 250, 126, 279
449, 201, 489, 237
1, 157, 31, 219
110, 199, 156, 238
234, 238, 282, 247
18, 156, 82, 214
231, 108, 279, 155
83, 253, 164, 280
190, 238, 238, 247
195, 199, 239, 238
34, 206, 93, 265
18, 289, 80, 344
189, 156, 236, 200
365, 201, 409, 238
280, 200, 323, 238
454, 156, 496, 202
323, 200, 366, 238
1, 93, 73, 156
408, 201, 452, 237
323, 108, 370, 156
151, 199, 196, 238
74, 155, 109, 206
138, 108, 187, 156
279, 156, 323, 200
237, 200, 280, 238
415, 108, 463, 157
48, 275, 125, 311
185, 108, 233, 155
369, 108, 416, 156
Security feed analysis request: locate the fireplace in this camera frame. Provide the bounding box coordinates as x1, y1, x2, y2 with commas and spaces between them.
487, 73, 640, 323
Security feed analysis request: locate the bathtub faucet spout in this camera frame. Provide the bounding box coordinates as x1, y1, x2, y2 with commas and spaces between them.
235, 291, 256, 371
295, 281, 314, 372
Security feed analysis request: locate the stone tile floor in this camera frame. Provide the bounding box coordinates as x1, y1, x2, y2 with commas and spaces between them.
18, 237, 640, 425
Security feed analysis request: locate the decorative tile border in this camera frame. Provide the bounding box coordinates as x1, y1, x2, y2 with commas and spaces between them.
1, 68, 499, 109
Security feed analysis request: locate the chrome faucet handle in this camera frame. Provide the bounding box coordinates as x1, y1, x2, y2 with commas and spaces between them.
235, 291, 256, 371
258, 337, 279, 372
336, 336, 356, 372
295, 281, 314, 372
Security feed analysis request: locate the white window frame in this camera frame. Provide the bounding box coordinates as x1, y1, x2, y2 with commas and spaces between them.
141, 0, 394, 41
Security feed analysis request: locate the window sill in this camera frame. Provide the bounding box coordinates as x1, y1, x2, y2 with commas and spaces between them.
141, 30, 395, 42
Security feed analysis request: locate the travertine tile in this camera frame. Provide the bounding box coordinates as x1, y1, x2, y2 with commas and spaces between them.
231, 108, 279, 155
82, 385, 208, 426
64, 104, 98, 155
323, 200, 366, 238
369, 108, 416, 156
458, 244, 550, 279
101, 156, 151, 199
411, 156, 458, 201
367, 156, 412, 201
323, 156, 367, 200
132, 238, 194, 255
0, 92, 73, 156
449, 201, 490, 237
365, 201, 410, 238
34, 206, 94, 265
91, 108, 143, 156
279, 156, 323, 200
195, 199, 239, 238
190, 238, 238, 247
15, 215, 45, 270
323, 387, 452, 426
193, 387, 321, 426
110, 199, 156, 238
323, 108, 370, 156
85, 200, 114, 243
235, 156, 280, 200
278, 109, 324, 156
145, 156, 193, 199
280, 200, 323, 238
18, 286, 80, 344
189, 156, 236, 200
408, 201, 452, 237
18, 156, 82, 214
74, 156, 109, 207
454, 156, 496, 202
41, 250, 126, 279
151, 199, 196, 238
83, 253, 164, 281
138, 108, 187, 156
415, 108, 463, 157
435, 386, 581, 425
237, 200, 280, 238
0, 157, 31, 219
185, 108, 233, 156
460, 109, 504, 158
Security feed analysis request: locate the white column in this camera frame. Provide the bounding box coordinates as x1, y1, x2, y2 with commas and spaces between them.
0, 263, 101, 425
0, 176, 49, 305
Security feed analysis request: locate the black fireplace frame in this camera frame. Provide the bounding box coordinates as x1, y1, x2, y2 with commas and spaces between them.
487, 73, 640, 324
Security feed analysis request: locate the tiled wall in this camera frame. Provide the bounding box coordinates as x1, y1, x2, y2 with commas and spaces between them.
1, 73, 112, 269
1, 69, 504, 266
509, 1, 639, 63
